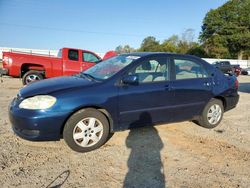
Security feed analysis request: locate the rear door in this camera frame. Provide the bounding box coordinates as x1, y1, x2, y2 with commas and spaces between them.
118, 55, 174, 129
81, 51, 101, 71
63, 49, 81, 75
170, 55, 213, 121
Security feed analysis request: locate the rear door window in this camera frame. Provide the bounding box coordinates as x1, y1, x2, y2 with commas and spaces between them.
174, 58, 208, 80
68, 49, 79, 61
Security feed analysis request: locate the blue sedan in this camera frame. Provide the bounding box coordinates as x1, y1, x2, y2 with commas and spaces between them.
9, 53, 239, 152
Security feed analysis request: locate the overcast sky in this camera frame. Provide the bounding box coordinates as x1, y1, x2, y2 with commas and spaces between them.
0, 0, 227, 52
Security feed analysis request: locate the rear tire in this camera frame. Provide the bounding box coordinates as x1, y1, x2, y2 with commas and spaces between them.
196, 98, 224, 129
22, 70, 44, 85
63, 108, 111, 152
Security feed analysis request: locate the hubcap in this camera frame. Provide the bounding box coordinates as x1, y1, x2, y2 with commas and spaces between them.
73, 117, 103, 147
207, 104, 222, 125
26, 74, 41, 83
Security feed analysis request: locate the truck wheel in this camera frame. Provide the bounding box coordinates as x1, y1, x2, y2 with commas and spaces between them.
63, 108, 111, 152
22, 70, 44, 85
195, 98, 224, 129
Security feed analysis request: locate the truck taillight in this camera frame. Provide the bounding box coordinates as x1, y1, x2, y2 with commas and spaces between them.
3, 56, 12, 65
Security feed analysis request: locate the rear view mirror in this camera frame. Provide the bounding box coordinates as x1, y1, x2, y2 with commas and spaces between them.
122, 75, 138, 85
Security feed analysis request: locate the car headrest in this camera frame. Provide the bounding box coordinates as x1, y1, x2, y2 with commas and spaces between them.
142, 61, 152, 70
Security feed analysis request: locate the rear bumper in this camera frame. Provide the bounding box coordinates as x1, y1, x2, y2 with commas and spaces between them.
0, 68, 8, 76
224, 93, 239, 112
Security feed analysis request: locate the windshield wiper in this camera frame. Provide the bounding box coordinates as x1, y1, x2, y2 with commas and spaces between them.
80, 73, 97, 81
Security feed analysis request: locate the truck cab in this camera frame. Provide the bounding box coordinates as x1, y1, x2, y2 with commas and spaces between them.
59, 48, 101, 76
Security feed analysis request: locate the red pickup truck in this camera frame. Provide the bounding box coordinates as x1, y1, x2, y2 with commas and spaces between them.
0, 48, 116, 84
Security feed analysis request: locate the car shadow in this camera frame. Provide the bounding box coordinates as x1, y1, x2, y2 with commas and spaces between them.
123, 112, 165, 188
238, 82, 250, 93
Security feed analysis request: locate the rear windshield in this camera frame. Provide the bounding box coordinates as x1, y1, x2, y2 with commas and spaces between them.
57, 49, 62, 58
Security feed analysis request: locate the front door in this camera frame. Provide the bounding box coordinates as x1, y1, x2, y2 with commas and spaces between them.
118, 55, 174, 129
81, 52, 101, 71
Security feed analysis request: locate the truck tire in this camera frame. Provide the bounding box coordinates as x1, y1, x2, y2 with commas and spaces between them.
195, 98, 224, 129
63, 108, 111, 152
22, 70, 44, 85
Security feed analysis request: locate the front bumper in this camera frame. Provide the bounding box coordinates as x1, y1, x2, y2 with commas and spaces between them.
0, 68, 8, 76
9, 98, 70, 141
224, 93, 239, 112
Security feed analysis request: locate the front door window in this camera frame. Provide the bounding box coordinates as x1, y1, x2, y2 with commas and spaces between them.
128, 57, 169, 83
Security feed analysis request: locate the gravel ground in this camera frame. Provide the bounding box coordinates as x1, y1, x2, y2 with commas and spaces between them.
0, 75, 249, 188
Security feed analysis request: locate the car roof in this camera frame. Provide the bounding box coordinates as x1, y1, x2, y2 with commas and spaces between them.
121, 52, 163, 57
120, 52, 201, 61
121, 52, 190, 57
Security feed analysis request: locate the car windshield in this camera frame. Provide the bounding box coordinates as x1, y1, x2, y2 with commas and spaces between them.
83, 55, 140, 80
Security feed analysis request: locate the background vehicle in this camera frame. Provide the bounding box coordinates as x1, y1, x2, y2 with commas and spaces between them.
212, 61, 241, 76
213, 61, 232, 74
0, 48, 117, 84
241, 68, 250, 75
9, 53, 239, 152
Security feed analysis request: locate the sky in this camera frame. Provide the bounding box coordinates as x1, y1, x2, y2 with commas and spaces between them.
0, 0, 228, 53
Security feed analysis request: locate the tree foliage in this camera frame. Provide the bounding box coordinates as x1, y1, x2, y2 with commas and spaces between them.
139, 36, 161, 52
200, 0, 250, 59
115, 30, 207, 58
115, 45, 135, 54
137, 29, 207, 57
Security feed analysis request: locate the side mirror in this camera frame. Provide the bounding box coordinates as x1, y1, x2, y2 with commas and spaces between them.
122, 75, 139, 85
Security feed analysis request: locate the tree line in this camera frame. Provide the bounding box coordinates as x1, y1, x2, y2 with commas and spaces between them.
115, 0, 250, 60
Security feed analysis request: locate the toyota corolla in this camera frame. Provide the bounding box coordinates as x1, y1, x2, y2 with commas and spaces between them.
9, 53, 239, 152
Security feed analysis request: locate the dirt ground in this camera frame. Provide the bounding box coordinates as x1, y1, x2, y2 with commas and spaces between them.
0, 75, 250, 188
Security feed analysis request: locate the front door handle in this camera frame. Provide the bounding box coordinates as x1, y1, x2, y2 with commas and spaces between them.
204, 82, 211, 87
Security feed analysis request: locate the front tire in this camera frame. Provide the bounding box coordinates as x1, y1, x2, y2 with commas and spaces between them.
63, 108, 110, 152
22, 70, 44, 85
196, 98, 224, 129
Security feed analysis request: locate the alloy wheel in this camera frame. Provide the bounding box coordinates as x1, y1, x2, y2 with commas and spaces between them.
72, 117, 104, 147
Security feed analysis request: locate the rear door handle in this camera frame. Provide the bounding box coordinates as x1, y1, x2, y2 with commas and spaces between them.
165, 84, 174, 91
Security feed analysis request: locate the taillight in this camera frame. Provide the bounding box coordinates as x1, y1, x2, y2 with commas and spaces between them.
235, 79, 239, 89
3, 56, 12, 66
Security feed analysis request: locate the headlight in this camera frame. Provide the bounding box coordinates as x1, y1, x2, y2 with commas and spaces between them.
19, 95, 56, 110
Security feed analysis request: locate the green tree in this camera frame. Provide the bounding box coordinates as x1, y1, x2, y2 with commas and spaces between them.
115, 45, 135, 54
161, 35, 179, 52
200, 0, 250, 59
187, 43, 208, 58
116, 29, 209, 58
139, 36, 161, 52
177, 29, 195, 54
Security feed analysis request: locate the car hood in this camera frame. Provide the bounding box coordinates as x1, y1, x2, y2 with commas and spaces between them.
20, 76, 95, 98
